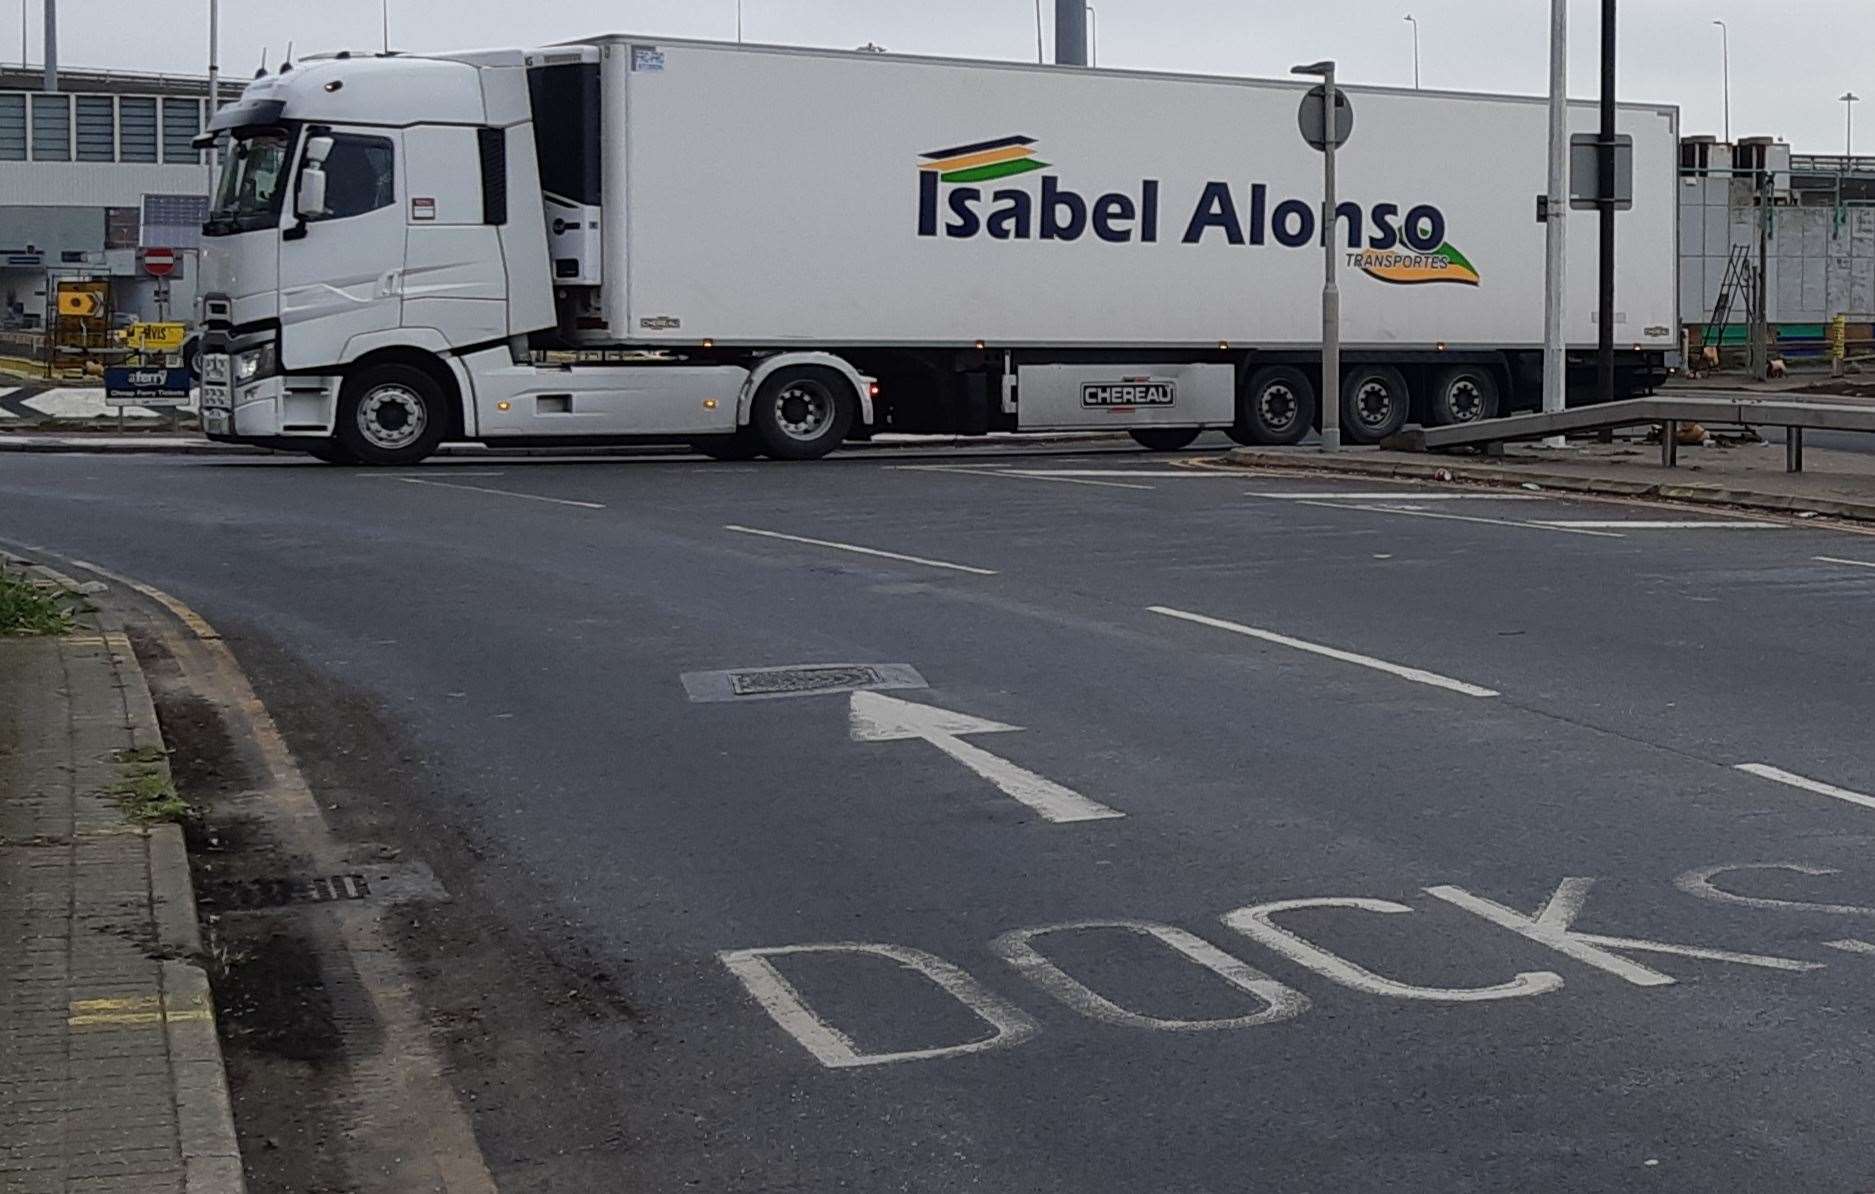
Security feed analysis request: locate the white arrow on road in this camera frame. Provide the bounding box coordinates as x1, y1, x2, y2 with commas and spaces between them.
849, 690, 1125, 824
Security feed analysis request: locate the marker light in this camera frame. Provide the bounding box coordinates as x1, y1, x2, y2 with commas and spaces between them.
1218, 341, 1230, 350
868, 382, 880, 398
1435, 341, 1449, 351
703, 398, 718, 409
496, 401, 511, 411
701, 338, 714, 348
974, 340, 986, 350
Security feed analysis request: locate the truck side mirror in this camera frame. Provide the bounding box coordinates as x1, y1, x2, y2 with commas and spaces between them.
295, 168, 328, 221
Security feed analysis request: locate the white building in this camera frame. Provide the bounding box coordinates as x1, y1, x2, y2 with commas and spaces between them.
0, 64, 241, 334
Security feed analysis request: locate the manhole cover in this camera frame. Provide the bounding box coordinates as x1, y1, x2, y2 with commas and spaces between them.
681, 662, 927, 703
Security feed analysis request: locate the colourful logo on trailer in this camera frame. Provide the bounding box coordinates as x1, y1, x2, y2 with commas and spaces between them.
1353, 243, 1481, 286
918, 135, 1050, 183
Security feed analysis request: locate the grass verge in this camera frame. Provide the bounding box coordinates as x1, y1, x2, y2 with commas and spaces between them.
0, 566, 75, 636
108, 748, 191, 823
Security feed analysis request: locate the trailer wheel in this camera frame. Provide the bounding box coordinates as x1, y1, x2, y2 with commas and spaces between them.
690, 429, 764, 461
1339, 364, 1412, 444
335, 363, 449, 466
1234, 366, 1315, 446
1427, 365, 1501, 425
1129, 427, 1203, 452
749, 366, 854, 460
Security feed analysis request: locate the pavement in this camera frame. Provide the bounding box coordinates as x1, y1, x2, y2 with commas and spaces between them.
0, 559, 242, 1193
6, 448, 1875, 1190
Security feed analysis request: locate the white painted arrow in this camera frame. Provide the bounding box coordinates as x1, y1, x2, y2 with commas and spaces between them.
848, 690, 1125, 824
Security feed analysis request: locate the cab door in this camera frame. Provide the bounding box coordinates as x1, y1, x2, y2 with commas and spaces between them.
277, 128, 405, 369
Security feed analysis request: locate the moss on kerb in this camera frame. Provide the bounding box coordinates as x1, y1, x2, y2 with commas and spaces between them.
106, 749, 192, 824
0, 566, 75, 636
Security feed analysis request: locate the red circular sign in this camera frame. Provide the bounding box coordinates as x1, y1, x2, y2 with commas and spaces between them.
140, 248, 177, 278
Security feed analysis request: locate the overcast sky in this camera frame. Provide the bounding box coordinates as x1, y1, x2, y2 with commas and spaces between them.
19, 1, 1865, 150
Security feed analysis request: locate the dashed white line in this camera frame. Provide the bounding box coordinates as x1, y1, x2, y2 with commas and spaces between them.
1534, 519, 1786, 530
1734, 763, 1875, 812
1249, 491, 1548, 502
1826, 939, 1875, 955
1147, 605, 1500, 698
1814, 555, 1875, 570
894, 465, 1153, 490
1294, 500, 1625, 538
389, 477, 606, 509
724, 525, 999, 575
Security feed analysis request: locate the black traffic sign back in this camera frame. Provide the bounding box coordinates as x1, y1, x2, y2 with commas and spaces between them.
1297, 85, 1354, 150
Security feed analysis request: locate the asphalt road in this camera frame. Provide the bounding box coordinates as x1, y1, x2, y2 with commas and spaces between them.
7, 446, 1875, 1192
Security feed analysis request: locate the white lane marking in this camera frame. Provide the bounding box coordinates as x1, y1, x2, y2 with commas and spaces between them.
893, 465, 1153, 490
1425, 878, 1822, 987
717, 942, 1039, 1069
1249, 490, 1548, 502
724, 525, 998, 575
1675, 863, 1875, 919
1533, 519, 1785, 530
1295, 499, 1625, 538
1148, 605, 1500, 698
1814, 555, 1875, 570
1220, 898, 1563, 1002
849, 690, 1124, 823
1734, 763, 1875, 812
385, 470, 507, 478
1826, 939, 1875, 955
389, 477, 606, 509
992, 920, 1309, 1031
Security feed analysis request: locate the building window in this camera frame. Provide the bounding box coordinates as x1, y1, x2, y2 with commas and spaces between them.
161, 97, 200, 164
0, 95, 24, 162
31, 94, 70, 161
119, 97, 156, 162
76, 95, 114, 161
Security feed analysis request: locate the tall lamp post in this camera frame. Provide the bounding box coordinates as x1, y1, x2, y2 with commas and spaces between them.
1711, 19, 1729, 142
1085, 4, 1096, 67
1403, 14, 1419, 89
1844, 91, 1861, 159
1034, 0, 1043, 62
1292, 59, 1341, 451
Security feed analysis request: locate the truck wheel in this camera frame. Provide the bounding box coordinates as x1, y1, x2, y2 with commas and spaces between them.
690, 429, 764, 461
1234, 366, 1315, 446
1129, 427, 1203, 452
1339, 364, 1411, 444
1427, 365, 1501, 425
335, 364, 449, 466
749, 366, 854, 460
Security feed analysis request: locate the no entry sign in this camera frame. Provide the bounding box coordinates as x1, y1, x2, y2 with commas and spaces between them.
140, 247, 178, 278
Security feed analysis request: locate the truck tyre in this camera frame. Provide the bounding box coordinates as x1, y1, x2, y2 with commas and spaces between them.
1233, 366, 1315, 446
1129, 427, 1203, 452
690, 429, 764, 461
1427, 365, 1501, 425
336, 363, 449, 466
749, 366, 854, 460
1339, 364, 1411, 444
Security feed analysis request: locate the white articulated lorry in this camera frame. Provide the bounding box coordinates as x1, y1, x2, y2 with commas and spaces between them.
194, 35, 1678, 465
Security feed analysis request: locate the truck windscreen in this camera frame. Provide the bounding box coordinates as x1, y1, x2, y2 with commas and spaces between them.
205, 129, 293, 236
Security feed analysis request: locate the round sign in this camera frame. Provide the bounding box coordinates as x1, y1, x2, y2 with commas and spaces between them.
1297, 86, 1354, 151
140, 247, 178, 278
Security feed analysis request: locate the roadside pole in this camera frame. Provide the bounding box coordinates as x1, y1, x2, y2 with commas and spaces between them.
1595, 0, 1616, 403
1293, 60, 1346, 451
1540, 0, 1568, 447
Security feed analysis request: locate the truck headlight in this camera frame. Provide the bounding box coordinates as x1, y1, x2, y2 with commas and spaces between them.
234, 341, 277, 384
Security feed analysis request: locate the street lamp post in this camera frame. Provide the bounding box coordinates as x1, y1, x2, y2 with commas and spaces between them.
737, 0, 742, 43
1711, 19, 1729, 142
1085, 4, 1096, 67
1292, 59, 1341, 452
1034, 0, 1043, 62
1403, 14, 1419, 89
1845, 91, 1861, 159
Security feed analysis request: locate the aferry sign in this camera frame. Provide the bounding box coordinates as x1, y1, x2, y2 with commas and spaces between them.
915, 134, 1480, 287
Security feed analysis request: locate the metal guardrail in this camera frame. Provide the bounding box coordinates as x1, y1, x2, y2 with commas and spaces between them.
1421, 394, 1875, 473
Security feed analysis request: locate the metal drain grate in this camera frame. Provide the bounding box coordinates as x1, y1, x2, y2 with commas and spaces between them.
731, 665, 883, 696
201, 874, 371, 911
681, 662, 928, 703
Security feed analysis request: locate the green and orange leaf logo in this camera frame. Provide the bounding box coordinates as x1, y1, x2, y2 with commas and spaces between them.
1355, 242, 1480, 286
919, 135, 1050, 184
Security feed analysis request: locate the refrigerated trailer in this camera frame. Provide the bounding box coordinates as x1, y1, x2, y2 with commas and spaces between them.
193, 35, 1678, 464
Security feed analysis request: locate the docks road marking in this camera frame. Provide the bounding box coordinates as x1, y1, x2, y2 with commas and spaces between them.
1148, 605, 1500, 698
389, 476, 606, 509
1533, 519, 1786, 530
724, 525, 999, 575
1734, 763, 1875, 813
1814, 555, 1875, 570
1293, 499, 1626, 538
1249, 490, 1549, 502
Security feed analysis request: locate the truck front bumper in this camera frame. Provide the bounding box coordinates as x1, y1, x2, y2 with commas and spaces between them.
200, 360, 339, 442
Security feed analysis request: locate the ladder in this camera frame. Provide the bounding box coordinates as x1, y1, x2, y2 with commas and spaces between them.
1703, 244, 1758, 362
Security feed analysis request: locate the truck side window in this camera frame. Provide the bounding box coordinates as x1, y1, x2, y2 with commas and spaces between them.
310, 134, 395, 221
